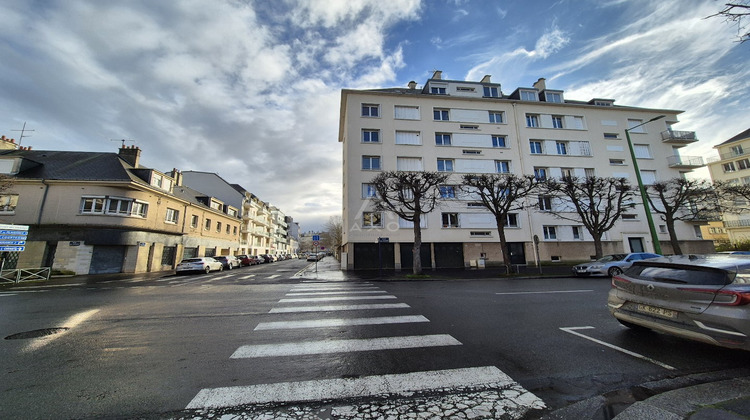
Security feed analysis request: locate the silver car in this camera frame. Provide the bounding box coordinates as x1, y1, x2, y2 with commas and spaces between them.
175, 257, 224, 274
608, 254, 750, 351
573, 252, 661, 277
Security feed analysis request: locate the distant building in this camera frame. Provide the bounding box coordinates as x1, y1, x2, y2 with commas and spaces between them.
339, 72, 712, 270
706, 128, 750, 244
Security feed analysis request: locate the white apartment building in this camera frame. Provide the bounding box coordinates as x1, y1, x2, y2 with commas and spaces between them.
706, 128, 750, 243
339, 71, 713, 270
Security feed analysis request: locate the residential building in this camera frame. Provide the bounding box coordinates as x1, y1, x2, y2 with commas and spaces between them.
0, 146, 245, 274
339, 72, 713, 270
706, 128, 750, 244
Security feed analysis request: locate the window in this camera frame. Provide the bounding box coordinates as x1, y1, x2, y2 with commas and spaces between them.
470, 231, 491, 237
460, 124, 479, 130
362, 156, 381, 170
456, 86, 475, 92
191, 215, 199, 228
604, 133, 619, 140
361, 104, 379, 117
610, 159, 626, 166
561, 168, 574, 178
394, 105, 420, 120
572, 116, 585, 129
504, 214, 519, 228
545, 92, 562, 103
572, 226, 582, 240
495, 160, 510, 173
627, 119, 645, 133
362, 129, 380, 143
595, 100, 613, 107
442, 213, 459, 228
0, 194, 18, 213
437, 159, 454, 172
216, 221, 222, 232
731, 145, 744, 156
362, 212, 382, 227
106, 198, 148, 217
491, 136, 506, 148
434, 108, 449, 121
640, 170, 657, 185
556, 141, 568, 155
430, 85, 447, 94
435, 133, 451, 145
395, 131, 421, 145
530, 141, 543, 154
165, 208, 179, 224
152, 173, 163, 188
463, 149, 481, 155
543, 226, 557, 240
80, 197, 105, 214
526, 114, 540, 127
552, 116, 564, 129
534, 167, 548, 180
233, 226, 237, 235
622, 214, 637, 220
362, 183, 378, 198
226, 224, 231, 234
489, 111, 504, 123
520, 90, 537, 101
396, 157, 423, 171
738, 159, 750, 170
204, 218, 212, 230
659, 225, 668, 234
439, 186, 456, 199
724, 162, 736, 172
634, 144, 651, 159
483, 86, 500, 97
585, 168, 596, 178
539, 196, 552, 211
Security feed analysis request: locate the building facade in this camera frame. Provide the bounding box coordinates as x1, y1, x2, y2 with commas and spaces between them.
706, 128, 750, 244
339, 72, 713, 270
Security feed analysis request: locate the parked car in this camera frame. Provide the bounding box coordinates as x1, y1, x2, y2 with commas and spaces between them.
573, 252, 661, 277
608, 254, 750, 351
176, 257, 223, 274
214, 255, 240, 270
252, 255, 265, 264
307, 252, 324, 262
260, 254, 273, 263
236, 254, 256, 266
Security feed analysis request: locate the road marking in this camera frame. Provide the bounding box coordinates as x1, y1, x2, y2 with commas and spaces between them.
239, 274, 256, 279
0, 293, 17, 296
270, 303, 411, 313
560, 326, 676, 370
254, 315, 429, 330
290, 287, 379, 292
186, 366, 516, 409
286, 290, 387, 296
10, 283, 86, 289
496, 290, 593, 295
279, 295, 397, 303
23, 308, 100, 353
266, 274, 280, 279
231, 334, 462, 358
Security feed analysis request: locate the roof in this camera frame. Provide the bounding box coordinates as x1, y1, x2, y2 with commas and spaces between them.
716, 128, 750, 147
0, 149, 135, 181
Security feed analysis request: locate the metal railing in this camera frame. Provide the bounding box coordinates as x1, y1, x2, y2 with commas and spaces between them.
0, 267, 52, 284
667, 155, 704, 168
661, 130, 697, 142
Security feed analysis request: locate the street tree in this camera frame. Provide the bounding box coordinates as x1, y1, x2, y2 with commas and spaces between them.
460, 173, 540, 273
646, 178, 721, 255
707, 1, 750, 43
370, 171, 450, 275
541, 176, 635, 259
324, 215, 343, 260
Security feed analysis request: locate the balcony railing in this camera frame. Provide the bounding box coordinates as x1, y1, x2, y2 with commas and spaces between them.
661, 130, 697, 145
667, 155, 704, 169
724, 219, 750, 228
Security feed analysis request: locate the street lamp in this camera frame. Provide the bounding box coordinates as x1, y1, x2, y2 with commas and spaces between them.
624, 115, 665, 255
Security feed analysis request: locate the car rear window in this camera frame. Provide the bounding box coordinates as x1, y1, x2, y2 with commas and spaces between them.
182, 258, 201, 263
624, 264, 730, 285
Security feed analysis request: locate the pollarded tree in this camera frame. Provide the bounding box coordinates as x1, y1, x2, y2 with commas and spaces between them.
460, 173, 540, 274
541, 176, 635, 259
647, 178, 721, 255
370, 171, 450, 275
324, 215, 343, 260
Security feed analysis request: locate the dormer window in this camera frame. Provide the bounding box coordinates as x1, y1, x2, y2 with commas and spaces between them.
430, 84, 447, 95
483, 86, 500, 97
544, 92, 563, 103
519, 90, 538, 101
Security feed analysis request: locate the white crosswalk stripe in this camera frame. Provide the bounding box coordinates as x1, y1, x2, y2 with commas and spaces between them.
254, 315, 429, 330
269, 303, 410, 313
279, 295, 397, 303
285, 290, 387, 296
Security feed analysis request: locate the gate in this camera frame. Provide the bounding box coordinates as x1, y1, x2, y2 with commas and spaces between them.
89, 246, 125, 274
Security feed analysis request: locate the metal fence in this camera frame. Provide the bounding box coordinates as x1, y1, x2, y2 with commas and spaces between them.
0, 268, 52, 284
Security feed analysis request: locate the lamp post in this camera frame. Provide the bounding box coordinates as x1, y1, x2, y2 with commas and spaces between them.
624, 115, 665, 255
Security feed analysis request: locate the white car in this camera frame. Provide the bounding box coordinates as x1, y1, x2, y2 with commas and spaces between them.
176, 257, 224, 274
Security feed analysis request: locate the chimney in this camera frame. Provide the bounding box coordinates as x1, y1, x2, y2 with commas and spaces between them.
169, 168, 183, 186
533, 78, 546, 91
407, 80, 417, 89
480, 75, 491, 83
432, 70, 442, 80
118, 145, 141, 167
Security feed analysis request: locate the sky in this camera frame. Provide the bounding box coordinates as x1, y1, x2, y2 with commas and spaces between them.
1, 0, 748, 232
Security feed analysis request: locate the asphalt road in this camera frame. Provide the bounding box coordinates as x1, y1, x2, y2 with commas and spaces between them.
1, 260, 746, 419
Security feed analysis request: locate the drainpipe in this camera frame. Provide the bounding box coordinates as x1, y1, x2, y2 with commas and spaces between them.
37, 180, 50, 226
512, 102, 540, 268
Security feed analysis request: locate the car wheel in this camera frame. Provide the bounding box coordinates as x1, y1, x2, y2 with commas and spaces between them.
204, 266, 210, 274
227, 264, 232, 270
219, 265, 224, 272
618, 319, 650, 331
608, 267, 623, 277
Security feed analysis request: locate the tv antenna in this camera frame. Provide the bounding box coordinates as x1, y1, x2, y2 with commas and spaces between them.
11, 122, 34, 147
110, 139, 138, 148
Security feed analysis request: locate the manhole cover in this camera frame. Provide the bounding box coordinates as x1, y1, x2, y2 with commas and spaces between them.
5, 327, 70, 340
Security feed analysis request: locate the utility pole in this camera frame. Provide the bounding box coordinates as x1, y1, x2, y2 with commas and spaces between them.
11, 122, 34, 147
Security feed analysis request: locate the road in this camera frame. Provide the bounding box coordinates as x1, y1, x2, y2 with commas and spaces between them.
1, 259, 746, 419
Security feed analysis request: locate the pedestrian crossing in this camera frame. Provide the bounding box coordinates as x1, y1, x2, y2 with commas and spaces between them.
186, 281, 544, 415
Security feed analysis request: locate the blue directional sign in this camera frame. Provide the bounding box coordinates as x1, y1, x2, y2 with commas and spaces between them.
312, 235, 320, 241
0, 230, 27, 235
0, 224, 29, 252
0, 240, 26, 245
0, 246, 25, 252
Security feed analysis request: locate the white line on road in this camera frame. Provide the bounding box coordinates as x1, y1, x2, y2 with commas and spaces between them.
291, 286, 379, 292
239, 274, 256, 279
266, 274, 281, 279
496, 290, 594, 295
231, 334, 462, 358
186, 366, 516, 409
560, 326, 676, 370
269, 303, 411, 313
279, 295, 397, 303
254, 315, 430, 330
286, 290, 387, 296
0, 293, 17, 296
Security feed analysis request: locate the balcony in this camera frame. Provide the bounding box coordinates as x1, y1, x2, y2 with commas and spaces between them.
667, 155, 704, 170
724, 219, 750, 228
661, 130, 698, 146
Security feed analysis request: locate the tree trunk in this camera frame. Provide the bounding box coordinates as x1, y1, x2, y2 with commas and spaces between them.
496, 217, 512, 274
593, 234, 604, 259
412, 221, 422, 275
666, 216, 682, 255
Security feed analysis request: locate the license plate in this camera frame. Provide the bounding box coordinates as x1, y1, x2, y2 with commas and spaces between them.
636, 304, 677, 319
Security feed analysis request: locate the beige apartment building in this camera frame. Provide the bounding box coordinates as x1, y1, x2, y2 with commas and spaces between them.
339, 72, 713, 270
0, 145, 247, 274
706, 128, 750, 244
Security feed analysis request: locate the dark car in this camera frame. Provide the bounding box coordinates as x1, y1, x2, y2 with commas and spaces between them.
213, 255, 240, 270
573, 252, 661, 277
608, 254, 750, 351
237, 255, 256, 266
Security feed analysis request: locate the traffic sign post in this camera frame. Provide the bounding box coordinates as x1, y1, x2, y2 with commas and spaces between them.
0, 224, 29, 274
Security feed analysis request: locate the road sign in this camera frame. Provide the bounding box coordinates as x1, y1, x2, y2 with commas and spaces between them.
378, 237, 389, 243
0, 224, 28, 231
0, 235, 27, 240
0, 246, 25, 252
312, 235, 320, 241
0, 230, 27, 235
313, 241, 319, 247
0, 241, 25, 246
